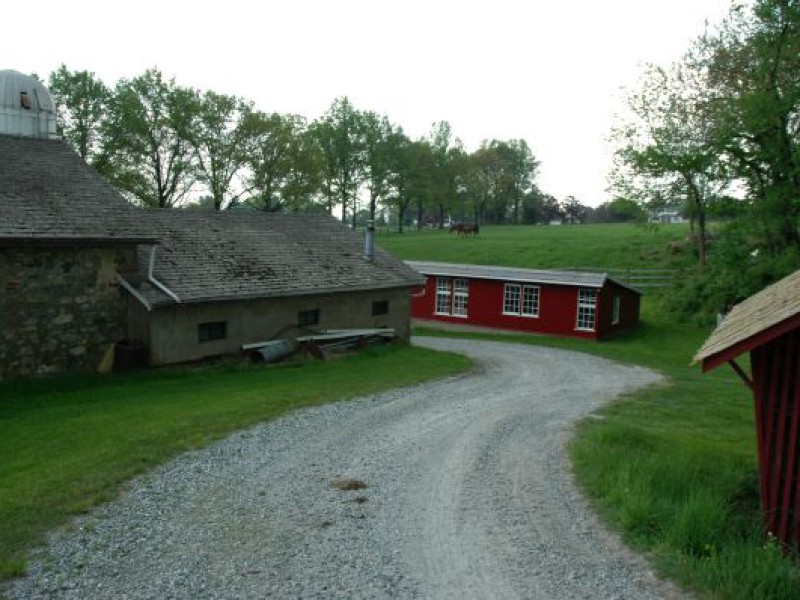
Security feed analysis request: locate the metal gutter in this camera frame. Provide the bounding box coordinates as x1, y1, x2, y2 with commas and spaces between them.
116, 273, 152, 311
148, 246, 181, 303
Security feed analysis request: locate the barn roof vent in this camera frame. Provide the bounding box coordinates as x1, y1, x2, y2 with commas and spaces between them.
0, 69, 58, 139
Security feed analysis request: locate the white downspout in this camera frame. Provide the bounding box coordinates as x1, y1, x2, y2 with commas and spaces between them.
148, 246, 181, 303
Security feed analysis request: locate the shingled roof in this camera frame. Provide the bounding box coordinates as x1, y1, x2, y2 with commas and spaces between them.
406, 260, 641, 293
694, 268, 800, 371
0, 135, 155, 244
122, 211, 424, 307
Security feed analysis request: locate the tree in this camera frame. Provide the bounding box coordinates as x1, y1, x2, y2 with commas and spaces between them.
242, 111, 309, 212
48, 65, 110, 163
702, 0, 800, 252
612, 57, 728, 266
361, 111, 397, 223
99, 69, 199, 208
309, 97, 365, 226
188, 91, 250, 210
427, 121, 460, 228
389, 137, 434, 232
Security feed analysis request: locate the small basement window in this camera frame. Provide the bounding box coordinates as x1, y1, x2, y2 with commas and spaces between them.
372, 300, 389, 316
298, 309, 320, 327
198, 321, 227, 342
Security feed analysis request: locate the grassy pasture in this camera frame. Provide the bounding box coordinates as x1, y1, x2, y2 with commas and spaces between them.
387, 223, 800, 599
377, 222, 692, 270
0, 345, 470, 581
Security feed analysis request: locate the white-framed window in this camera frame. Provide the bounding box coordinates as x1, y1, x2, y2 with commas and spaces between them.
612, 293, 620, 325
503, 283, 521, 314
521, 286, 540, 317
435, 277, 469, 317
452, 278, 469, 317
435, 277, 451, 315
503, 283, 539, 317
576, 288, 597, 331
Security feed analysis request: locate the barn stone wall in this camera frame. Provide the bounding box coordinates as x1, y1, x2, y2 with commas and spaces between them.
0, 245, 136, 379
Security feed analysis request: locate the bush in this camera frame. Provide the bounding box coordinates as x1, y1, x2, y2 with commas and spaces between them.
667, 222, 799, 324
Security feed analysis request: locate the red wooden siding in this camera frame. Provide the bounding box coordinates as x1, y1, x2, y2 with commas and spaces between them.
750, 328, 800, 550
411, 275, 641, 340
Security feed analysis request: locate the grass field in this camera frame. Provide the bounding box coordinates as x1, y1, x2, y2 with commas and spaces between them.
386, 223, 800, 599
377, 222, 693, 270
0, 345, 470, 581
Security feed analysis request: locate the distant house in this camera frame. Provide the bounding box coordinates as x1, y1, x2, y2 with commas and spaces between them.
0, 69, 422, 378
649, 210, 687, 224
407, 261, 641, 340
120, 212, 423, 365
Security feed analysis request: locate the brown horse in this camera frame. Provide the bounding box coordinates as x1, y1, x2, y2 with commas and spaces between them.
457, 223, 479, 237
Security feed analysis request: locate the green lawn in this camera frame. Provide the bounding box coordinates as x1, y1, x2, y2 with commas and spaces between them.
377, 222, 692, 270
0, 345, 471, 580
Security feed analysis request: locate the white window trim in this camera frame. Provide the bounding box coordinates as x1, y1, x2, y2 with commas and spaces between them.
503, 282, 540, 318
452, 278, 469, 318
575, 288, 597, 331
435, 277, 469, 318
435, 277, 451, 315
521, 285, 540, 318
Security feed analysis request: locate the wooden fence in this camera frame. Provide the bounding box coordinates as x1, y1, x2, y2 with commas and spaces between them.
567, 267, 685, 291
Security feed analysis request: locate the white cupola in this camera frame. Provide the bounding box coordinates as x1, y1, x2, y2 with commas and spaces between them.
0, 69, 58, 138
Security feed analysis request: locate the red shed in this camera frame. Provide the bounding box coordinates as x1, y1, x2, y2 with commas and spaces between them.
407, 261, 641, 340
694, 269, 800, 553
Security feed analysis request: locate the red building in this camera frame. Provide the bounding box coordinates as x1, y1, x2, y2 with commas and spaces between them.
407, 261, 642, 340
694, 269, 800, 552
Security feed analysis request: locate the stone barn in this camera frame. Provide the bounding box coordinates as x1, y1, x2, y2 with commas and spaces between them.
0, 70, 155, 379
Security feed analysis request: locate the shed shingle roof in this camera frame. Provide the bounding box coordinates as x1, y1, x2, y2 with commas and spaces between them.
124, 211, 424, 306
0, 135, 155, 243
693, 268, 800, 370
405, 260, 640, 292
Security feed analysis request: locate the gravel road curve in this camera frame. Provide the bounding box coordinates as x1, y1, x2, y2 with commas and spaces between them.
6, 337, 689, 599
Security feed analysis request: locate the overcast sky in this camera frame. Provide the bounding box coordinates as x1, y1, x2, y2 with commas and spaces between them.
5, 0, 735, 206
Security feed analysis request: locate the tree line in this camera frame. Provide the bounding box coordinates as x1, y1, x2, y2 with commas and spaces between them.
611, 0, 800, 319
47, 66, 594, 229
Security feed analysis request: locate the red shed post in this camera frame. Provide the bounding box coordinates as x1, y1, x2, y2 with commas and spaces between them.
694, 269, 800, 552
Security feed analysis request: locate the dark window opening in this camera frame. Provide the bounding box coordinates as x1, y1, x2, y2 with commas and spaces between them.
372, 300, 389, 316
199, 321, 227, 342
20, 92, 31, 109
298, 309, 320, 327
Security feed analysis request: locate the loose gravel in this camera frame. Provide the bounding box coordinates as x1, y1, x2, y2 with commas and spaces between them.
5, 337, 690, 599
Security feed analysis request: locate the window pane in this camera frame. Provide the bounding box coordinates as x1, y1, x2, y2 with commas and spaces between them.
435, 277, 451, 314
198, 321, 227, 342
372, 300, 389, 316
298, 309, 320, 326
452, 278, 469, 316
503, 283, 521, 314
576, 288, 596, 330
522, 286, 539, 317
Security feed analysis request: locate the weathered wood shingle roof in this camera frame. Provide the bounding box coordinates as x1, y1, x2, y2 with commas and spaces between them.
124, 211, 424, 306
0, 135, 155, 243
694, 268, 800, 371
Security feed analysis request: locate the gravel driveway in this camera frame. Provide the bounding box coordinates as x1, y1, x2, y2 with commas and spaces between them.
6, 337, 687, 599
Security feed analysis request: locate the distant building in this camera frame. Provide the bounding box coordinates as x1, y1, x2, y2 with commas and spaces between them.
649, 210, 688, 224
407, 261, 641, 340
